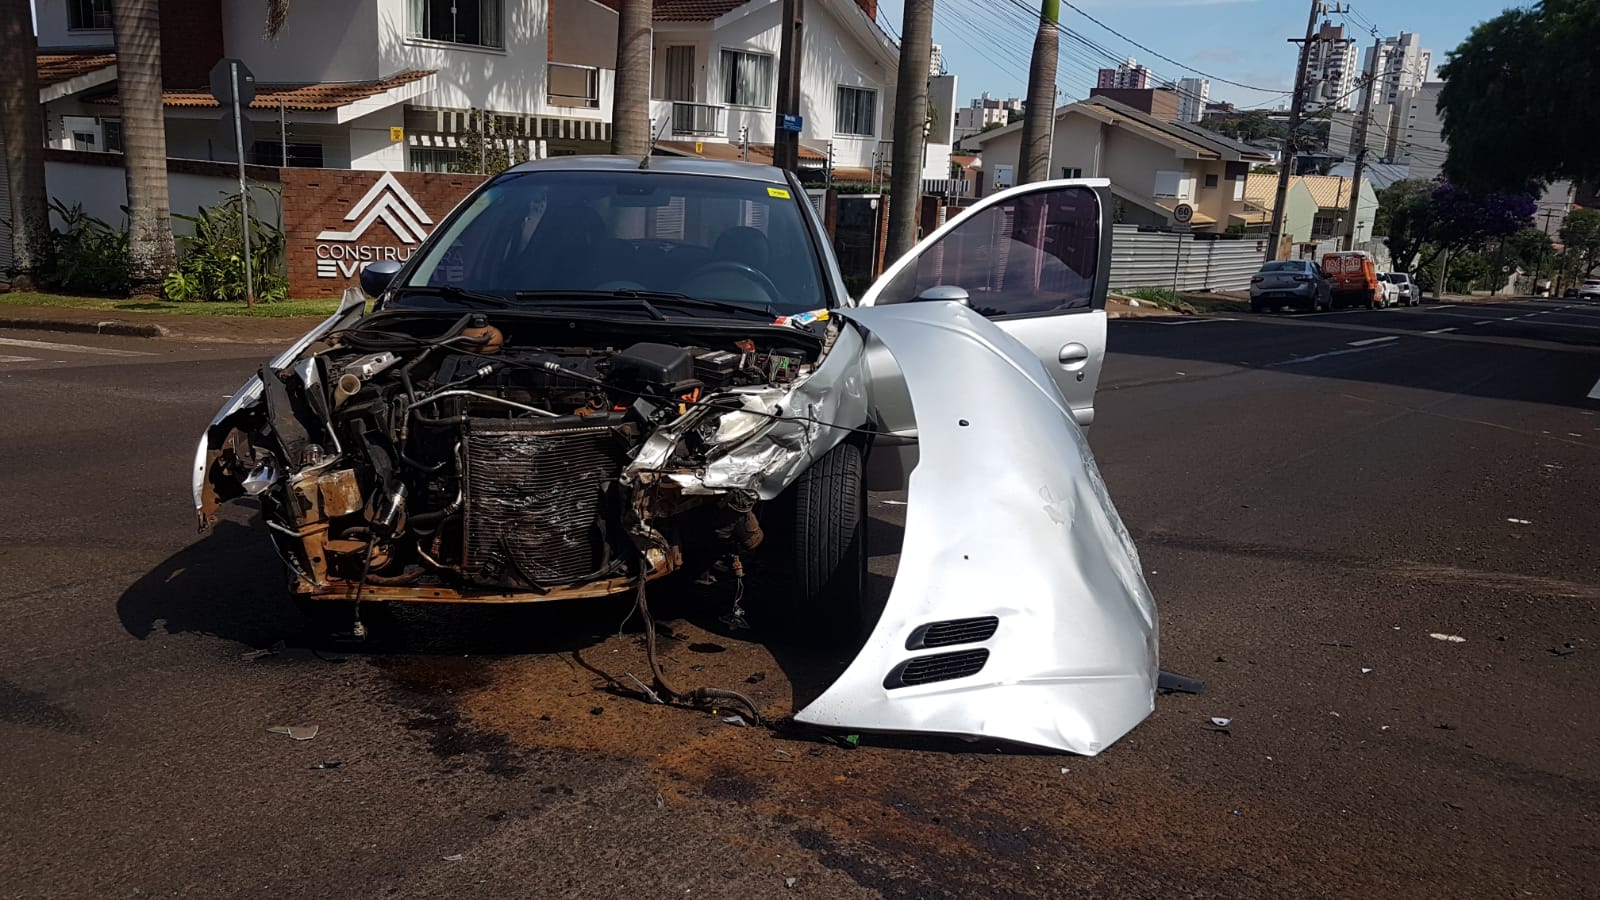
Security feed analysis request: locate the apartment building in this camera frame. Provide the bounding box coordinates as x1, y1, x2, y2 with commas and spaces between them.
1360, 32, 1432, 110
1302, 19, 1357, 112
1097, 57, 1150, 90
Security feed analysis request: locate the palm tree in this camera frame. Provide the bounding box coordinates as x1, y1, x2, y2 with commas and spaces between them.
885, 0, 933, 262
112, 0, 175, 297
0, 0, 49, 288
612, 0, 652, 155
1017, 0, 1058, 184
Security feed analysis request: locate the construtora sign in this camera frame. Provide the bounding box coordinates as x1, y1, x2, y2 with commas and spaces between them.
282, 169, 485, 298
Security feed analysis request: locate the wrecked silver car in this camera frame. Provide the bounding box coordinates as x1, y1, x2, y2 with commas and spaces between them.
194, 157, 1156, 754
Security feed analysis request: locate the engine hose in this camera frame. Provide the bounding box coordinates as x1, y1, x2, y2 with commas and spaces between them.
634, 578, 763, 725
365, 565, 425, 586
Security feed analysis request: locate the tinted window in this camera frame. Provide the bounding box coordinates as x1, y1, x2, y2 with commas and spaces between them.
405, 171, 825, 313
876, 185, 1100, 316
1261, 261, 1306, 273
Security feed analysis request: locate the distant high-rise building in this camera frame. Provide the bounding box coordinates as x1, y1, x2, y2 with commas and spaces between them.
1396, 80, 1446, 180
953, 92, 1025, 143
1361, 33, 1432, 110
1302, 20, 1359, 112
929, 44, 945, 77
1097, 57, 1150, 90
1159, 77, 1209, 123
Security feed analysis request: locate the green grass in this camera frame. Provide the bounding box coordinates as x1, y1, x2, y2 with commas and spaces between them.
1114, 288, 1249, 315
0, 292, 343, 318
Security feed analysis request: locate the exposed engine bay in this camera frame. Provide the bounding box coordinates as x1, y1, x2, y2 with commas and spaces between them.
197, 308, 836, 604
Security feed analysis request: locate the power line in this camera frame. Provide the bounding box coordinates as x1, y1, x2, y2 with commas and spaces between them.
1064, 2, 1292, 94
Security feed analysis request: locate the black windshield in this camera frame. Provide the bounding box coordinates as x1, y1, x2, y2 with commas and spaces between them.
404, 170, 826, 315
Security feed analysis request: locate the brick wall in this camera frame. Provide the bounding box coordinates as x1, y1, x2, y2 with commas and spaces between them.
281, 169, 486, 298
159, 2, 224, 88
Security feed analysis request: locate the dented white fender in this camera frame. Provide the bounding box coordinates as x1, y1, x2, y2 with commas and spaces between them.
794, 302, 1158, 755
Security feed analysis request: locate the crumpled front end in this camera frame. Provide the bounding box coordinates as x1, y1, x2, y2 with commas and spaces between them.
794, 302, 1158, 755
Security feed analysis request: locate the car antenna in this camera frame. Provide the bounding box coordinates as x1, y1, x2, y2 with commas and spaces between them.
640, 117, 671, 169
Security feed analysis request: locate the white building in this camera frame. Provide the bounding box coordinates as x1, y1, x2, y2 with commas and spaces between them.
1329, 103, 1397, 161
1395, 81, 1446, 180
32, 0, 950, 181
1160, 77, 1209, 124
1302, 19, 1358, 112
1361, 32, 1432, 110
930, 43, 944, 77
953, 92, 1022, 144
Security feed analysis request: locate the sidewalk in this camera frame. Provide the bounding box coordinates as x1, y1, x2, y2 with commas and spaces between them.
0, 303, 324, 343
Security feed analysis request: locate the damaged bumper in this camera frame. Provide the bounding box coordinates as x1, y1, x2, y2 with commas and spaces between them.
793, 303, 1158, 755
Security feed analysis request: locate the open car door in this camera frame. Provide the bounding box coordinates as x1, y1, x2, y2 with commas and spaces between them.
857, 179, 1112, 492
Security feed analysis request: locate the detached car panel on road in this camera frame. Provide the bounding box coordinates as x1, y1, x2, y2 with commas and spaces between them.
192, 158, 1157, 753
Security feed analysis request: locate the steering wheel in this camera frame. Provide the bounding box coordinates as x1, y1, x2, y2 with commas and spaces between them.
681, 261, 782, 305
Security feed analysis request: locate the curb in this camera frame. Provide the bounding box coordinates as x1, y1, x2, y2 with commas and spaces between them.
0, 317, 171, 338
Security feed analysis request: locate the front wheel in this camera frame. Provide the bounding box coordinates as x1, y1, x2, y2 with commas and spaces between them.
751, 442, 868, 644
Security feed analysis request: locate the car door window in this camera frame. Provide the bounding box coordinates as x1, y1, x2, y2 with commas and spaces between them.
872, 186, 1100, 318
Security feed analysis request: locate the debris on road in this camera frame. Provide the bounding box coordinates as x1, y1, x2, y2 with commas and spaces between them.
309, 761, 341, 770
745, 671, 766, 685
785, 877, 798, 889
1549, 643, 1579, 657
443, 854, 464, 862
1429, 633, 1468, 643
1157, 671, 1205, 695
1361, 667, 1374, 674
239, 641, 286, 661
1205, 717, 1232, 735
625, 673, 664, 704
266, 725, 318, 741
1506, 518, 1532, 525
721, 715, 748, 727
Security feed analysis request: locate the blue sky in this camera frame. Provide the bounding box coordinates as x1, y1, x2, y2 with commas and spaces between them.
878, 0, 1519, 109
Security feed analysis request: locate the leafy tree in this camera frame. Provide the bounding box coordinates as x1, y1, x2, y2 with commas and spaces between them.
1378, 178, 1535, 273
1438, 0, 1600, 191
1558, 207, 1600, 276
1501, 226, 1554, 273
1250, 164, 1278, 175
448, 110, 531, 176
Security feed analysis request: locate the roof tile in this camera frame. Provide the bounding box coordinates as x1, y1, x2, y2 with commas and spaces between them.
37, 51, 116, 88
89, 70, 435, 112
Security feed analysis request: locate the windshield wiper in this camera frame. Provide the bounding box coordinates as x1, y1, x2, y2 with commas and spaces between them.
516, 290, 776, 319
391, 284, 514, 308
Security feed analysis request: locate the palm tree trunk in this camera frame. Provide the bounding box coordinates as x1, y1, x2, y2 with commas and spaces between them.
611, 0, 652, 156
0, 0, 50, 288
886, 0, 933, 262
113, 0, 175, 297
1017, 0, 1058, 184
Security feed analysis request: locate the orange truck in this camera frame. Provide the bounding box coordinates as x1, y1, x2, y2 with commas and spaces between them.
1320, 251, 1382, 309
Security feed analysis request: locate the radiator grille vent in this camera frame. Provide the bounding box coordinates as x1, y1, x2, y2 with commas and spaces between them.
906, 616, 999, 650
884, 649, 990, 689
463, 420, 629, 587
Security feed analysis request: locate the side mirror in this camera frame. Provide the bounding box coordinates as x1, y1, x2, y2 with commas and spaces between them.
913, 284, 970, 306
360, 261, 402, 298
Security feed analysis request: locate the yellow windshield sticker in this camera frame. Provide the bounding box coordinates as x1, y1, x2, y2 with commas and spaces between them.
767, 187, 792, 199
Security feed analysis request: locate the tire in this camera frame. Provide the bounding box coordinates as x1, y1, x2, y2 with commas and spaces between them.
752, 441, 867, 644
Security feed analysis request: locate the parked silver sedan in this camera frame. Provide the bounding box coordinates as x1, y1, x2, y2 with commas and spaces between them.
1249, 259, 1333, 313
1382, 272, 1419, 306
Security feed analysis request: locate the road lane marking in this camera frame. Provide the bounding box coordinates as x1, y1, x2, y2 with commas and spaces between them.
0, 355, 40, 363
1272, 343, 1399, 367
0, 337, 153, 357
1588, 378, 1600, 401
1474, 320, 1493, 326
1348, 336, 1398, 346
1431, 305, 1458, 310
1426, 327, 1458, 334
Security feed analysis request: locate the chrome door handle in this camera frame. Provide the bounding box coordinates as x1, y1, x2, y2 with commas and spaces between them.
1058, 342, 1090, 370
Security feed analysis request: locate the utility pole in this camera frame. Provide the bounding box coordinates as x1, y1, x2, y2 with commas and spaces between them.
772, 0, 804, 172
1534, 208, 1558, 290
1341, 34, 1380, 251
1017, 0, 1060, 184
1268, 0, 1345, 260
886, 0, 934, 261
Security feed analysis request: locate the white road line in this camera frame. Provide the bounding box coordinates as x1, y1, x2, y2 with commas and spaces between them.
1273, 343, 1397, 367
1348, 336, 1398, 346
1589, 378, 1600, 401
0, 337, 153, 358
1473, 320, 1493, 325
0, 355, 40, 363
1431, 305, 1458, 310
1426, 327, 1458, 334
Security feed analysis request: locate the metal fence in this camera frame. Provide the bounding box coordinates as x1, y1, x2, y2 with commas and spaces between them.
1107, 225, 1268, 293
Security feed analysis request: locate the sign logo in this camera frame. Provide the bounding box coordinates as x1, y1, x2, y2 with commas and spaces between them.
315, 173, 435, 279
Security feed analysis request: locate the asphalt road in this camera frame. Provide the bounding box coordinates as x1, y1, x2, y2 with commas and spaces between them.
3, 298, 1598, 899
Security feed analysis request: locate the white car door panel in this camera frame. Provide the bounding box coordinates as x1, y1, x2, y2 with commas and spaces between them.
856, 180, 1111, 492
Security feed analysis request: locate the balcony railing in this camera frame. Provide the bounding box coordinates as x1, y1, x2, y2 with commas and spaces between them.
547, 63, 600, 109
670, 102, 724, 137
